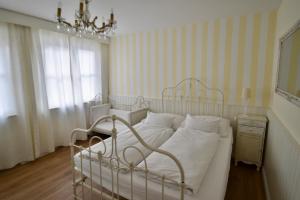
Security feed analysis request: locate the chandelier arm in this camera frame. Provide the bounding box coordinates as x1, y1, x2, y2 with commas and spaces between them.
92, 16, 98, 24
62, 20, 73, 28
91, 22, 101, 31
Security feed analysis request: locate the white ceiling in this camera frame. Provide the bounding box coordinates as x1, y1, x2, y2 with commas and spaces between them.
0, 0, 281, 34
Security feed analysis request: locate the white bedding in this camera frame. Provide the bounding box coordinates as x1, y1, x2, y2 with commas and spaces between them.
77, 122, 174, 166
73, 127, 233, 200
138, 127, 220, 193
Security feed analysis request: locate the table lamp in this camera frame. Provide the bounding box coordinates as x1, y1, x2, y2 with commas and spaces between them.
242, 88, 251, 116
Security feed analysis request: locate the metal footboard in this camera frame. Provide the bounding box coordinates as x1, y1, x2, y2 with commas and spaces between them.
70, 115, 185, 200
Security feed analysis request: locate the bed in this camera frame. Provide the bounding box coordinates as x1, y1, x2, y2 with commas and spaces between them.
71, 78, 232, 200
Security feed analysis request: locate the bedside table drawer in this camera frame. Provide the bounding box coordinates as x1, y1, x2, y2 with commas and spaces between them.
238, 125, 264, 135
238, 119, 266, 128
236, 134, 262, 163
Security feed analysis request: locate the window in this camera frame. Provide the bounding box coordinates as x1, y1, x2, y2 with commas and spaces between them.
0, 26, 16, 117
44, 46, 74, 109
78, 49, 97, 102
40, 30, 102, 109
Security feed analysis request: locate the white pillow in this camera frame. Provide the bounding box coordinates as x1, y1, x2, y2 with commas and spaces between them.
184, 114, 220, 133
162, 113, 185, 130
183, 114, 231, 136
172, 115, 185, 130
144, 112, 174, 128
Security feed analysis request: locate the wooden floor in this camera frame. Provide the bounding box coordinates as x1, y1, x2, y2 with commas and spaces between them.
225, 162, 266, 200
0, 143, 266, 200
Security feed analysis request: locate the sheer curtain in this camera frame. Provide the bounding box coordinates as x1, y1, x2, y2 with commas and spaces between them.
30, 30, 86, 157
0, 23, 107, 169
0, 23, 34, 169
30, 30, 104, 157
70, 36, 102, 104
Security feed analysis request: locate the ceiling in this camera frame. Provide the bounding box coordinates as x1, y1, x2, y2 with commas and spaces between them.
0, 0, 281, 34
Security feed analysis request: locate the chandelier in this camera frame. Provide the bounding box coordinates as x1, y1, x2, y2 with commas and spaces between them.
56, 0, 117, 39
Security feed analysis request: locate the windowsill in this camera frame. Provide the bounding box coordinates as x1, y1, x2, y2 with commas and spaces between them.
0, 113, 18, 121
48, 102, 91, 111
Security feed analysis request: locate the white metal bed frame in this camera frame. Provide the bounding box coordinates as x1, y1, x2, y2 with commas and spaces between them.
71, 78, 224, 200
162, 77, 224, 117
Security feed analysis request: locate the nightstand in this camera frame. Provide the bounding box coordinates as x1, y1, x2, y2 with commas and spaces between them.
234, 114, 267, 171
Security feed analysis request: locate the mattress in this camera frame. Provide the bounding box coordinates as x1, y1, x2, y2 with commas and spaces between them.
74, 127, 233, 200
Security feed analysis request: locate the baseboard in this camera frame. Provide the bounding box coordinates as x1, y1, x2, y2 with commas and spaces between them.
262, 167, 271, 200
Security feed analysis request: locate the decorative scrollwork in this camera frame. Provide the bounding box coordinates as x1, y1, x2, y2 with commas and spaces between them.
70, 115, 185, 200
162, 77, 224, 117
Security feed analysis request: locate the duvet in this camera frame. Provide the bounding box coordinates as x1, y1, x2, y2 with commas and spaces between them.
138, 127, 220, 194
75, 123, 174, 167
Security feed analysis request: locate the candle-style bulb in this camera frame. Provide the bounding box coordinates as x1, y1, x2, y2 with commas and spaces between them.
57, 1, 62, 8
79, 0, 84, 14
57, 1, 62, 17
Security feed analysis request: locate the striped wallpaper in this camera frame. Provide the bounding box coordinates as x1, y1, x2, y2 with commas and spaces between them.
110, 10, 277, 107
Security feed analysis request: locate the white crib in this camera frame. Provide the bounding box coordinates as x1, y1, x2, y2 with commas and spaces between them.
90, 96, 148, 135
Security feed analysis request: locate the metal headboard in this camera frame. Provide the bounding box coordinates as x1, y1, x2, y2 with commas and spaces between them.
162, 77, 224, 117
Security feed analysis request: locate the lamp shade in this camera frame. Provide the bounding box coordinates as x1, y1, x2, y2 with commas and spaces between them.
242, 88, 251, 100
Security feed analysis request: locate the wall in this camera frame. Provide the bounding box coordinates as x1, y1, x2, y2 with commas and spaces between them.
110, 10, 277, 108
263, 110, 300, 200
270, 0, 300, 144
263, 0, 300, 199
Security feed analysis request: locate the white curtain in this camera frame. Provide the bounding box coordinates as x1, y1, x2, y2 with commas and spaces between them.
0, 23, 34, 169
30, 30, 104, 157
100, 44, 110, 103
30, 30, 85, 157
70, 36, 102, 104
0, 23, 107, 169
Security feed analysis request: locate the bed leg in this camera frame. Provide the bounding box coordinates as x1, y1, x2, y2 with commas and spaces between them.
256, 165, 261, 171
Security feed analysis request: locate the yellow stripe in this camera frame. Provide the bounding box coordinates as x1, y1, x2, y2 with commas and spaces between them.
172, 28, 177, 86
163, 29, 168, 88
250, 13, 261, 106
109, 38, 114, 95
119, 36, 124, 95
201, 22, 208, 98
223, 17, 233, 104
155, 30, 159, 97
263, 10, 277, 107
181, 26, 187, 95
140, 32, 144, 96
191, 24, 197, 96
236, 16, 247, 104
126, 35, 130, 95
212, 19, 220, 100
132, 33, 137, 95
287, 29, 300, 94
147, 32, 151, 97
